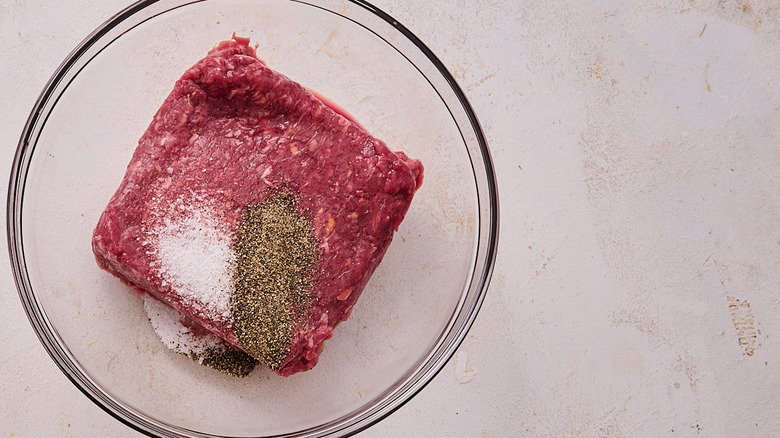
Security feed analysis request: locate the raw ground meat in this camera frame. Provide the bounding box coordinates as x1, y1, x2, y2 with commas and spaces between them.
92, 36, 423, 376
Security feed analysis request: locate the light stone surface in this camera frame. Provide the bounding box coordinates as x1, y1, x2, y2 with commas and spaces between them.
3, 1, 780, 437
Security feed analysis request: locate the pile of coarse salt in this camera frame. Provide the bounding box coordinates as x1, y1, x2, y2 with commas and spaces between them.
146, 202, 234, 324
142, 293, 227, 359
140, 198, 251, 370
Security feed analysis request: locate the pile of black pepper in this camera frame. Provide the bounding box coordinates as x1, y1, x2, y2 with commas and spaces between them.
196, 347, 258, 378
231, 192, 317, 370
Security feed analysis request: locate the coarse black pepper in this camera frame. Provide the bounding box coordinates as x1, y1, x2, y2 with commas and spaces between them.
231, 192, 317, 370
196, 347, 258, 378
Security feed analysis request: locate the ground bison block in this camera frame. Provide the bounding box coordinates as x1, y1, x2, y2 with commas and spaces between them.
92, 36, 423, 376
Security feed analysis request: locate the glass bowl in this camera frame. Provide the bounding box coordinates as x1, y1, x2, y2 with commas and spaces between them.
8, 1, 498, 436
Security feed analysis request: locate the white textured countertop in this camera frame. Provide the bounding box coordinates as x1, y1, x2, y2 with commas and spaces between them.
3, 1, 780, 436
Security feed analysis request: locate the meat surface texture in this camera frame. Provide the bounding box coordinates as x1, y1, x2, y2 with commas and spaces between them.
92, 36, 423, 376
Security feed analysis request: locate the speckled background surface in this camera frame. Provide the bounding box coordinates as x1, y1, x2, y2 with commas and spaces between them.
3, 1, 780, 436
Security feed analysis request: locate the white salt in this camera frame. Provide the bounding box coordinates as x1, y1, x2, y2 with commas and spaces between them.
142, 294, 227, 358
148, 205, 234, 322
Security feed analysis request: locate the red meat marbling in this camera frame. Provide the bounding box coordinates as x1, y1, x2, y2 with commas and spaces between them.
92, 36, 423, 376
